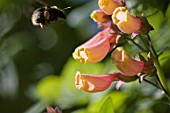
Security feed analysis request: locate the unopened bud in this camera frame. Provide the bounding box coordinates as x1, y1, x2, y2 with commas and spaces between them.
98, 0, 121, 15
90, 9, 111, 23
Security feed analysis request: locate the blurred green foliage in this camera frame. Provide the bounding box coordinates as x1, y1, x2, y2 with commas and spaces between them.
99, 97, 115, 113
0, 0, 170, 113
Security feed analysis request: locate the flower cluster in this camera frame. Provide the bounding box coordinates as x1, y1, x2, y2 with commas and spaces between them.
72, 0, 154, 92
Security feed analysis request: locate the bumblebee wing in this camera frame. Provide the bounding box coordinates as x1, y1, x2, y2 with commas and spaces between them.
51, 6, 66, 19
57, 10, 66, 19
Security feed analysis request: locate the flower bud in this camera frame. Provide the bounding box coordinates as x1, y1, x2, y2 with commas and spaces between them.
139, 53, 156, 75
90, 9, 111, 23
138, 14, 154, 34
98, 0, 120, 15
111, 47, 144, 76
112, 7, 141, 34
72, 27, 120, 63
75, 71, 119, 92
46, 106, 62, 113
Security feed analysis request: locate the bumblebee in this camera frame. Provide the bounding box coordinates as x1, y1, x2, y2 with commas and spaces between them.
31, 6, 66, 28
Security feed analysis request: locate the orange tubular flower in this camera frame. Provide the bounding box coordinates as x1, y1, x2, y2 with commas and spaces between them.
75, 71, 119, 92
98, 0, 121, 15
90, 9, 111, 23
111, 47, 144, 76
112, 7, 141, 34
72, 27, 119, 63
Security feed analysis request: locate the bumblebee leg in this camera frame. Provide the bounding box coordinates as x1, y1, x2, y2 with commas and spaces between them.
40, 23, 45, 28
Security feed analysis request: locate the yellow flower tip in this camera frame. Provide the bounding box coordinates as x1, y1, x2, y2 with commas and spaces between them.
75, 71, 94, 92
98, 0, 120, 15
72, 48, 88, 63
117, 46, 123, 51
112, 7, 142, 34
111, 47, 124, 62
99, 0, 109, 6
90, 10, 110, 23
75, 71, 82, 90
111, 47, 144, 76
75, 71, 119, 92
112, 7, 127, 24
72, 28, 114, 63
90, 12, 97, 19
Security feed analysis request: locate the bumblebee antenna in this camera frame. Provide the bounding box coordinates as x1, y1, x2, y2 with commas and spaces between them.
36, 0, 47, 6
63, 6, 71, 11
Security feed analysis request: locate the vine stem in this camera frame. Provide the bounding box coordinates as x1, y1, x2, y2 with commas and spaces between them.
125, 34, 170, 101
144, 76, 170, 102
145, 34, 170, 100
139, 34, 150, 52
147, 34, 158, 58
153, 56, 170, 96
137, 33, 170, 101
125, 37, 147, 52
143, 78, 162, 90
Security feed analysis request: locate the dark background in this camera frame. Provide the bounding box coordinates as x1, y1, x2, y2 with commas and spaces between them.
0, 0, 170, 113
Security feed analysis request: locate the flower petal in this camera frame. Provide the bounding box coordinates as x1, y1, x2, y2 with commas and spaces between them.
112, 7, 141, 34
98, 0, 121, 15
75, 71, 119, 92
111, 47, 144, 76
73, 27, 119, 63
90, 9, 111, 23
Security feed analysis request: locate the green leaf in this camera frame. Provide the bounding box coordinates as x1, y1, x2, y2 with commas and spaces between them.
60, 58, 105, 90
99, 97, 115, 113
36, 75, 61, 102
126, 0, 170, 15
158, 51, 170, 77
56, 58, 105, 109
159, 51, 170, 62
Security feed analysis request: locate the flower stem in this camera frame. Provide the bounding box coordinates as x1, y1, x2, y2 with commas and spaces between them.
147, 34, 158, 58
153, 58, 170, 95
144, 77, 170, 102
126, 37, 147, 52
138, 33, 170, 101
138, 34, 150, 52
146, 34, 170, 100
143, 78, 162, 90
